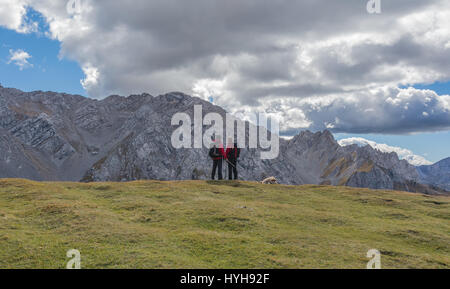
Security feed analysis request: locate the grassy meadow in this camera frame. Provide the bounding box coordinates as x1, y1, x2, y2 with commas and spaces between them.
0, 179, 448, 269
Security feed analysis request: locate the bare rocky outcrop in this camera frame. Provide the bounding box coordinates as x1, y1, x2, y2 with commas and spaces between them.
417, 158, 450, 191
0, 86, 445, 194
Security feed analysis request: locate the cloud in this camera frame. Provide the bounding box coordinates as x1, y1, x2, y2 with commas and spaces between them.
285, 86, 450, 134
0, 0, 27, 31
7, 49, 33, 70
0, 0, 449, 134
338, 137, 433, 166
0, 0, 39, 33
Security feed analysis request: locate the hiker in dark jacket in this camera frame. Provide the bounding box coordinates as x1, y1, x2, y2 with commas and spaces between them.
209, 143, 225, 180
226, 142, 240, 180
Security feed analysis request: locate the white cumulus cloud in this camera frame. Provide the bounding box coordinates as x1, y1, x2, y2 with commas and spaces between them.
7, 49, 33, 70
0, 0, 39, 33
338, 137, 433, 166
0, 0, 27, 31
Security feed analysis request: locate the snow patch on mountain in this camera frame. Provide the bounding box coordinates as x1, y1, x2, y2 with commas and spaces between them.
338, 137, 432, 166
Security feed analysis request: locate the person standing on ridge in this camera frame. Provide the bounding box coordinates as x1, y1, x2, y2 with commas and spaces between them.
209, 138, 225, 180
226, 139, 240, 180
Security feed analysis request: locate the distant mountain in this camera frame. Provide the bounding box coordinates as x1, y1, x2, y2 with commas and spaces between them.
417, 158, 450, 191
0, 85, 447, 195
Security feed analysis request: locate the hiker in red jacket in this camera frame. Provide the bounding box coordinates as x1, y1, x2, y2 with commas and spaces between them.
209, 140, 225, 180
226, 140, 240, 180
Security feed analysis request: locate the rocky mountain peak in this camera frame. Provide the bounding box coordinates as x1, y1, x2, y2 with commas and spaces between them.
0, 87, 447, 195
417, 157, 450, 192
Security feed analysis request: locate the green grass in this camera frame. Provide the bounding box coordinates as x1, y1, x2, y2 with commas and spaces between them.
0, 179, 448, 269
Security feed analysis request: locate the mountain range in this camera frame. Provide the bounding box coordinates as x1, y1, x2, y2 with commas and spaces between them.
417, 158, 450, 192
0, 85, 448, 195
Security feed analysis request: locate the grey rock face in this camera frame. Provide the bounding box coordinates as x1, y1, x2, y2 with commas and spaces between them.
417, 158, 450, 191
0, 86, 445, 194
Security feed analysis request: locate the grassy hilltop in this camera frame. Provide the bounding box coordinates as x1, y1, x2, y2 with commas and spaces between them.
0, 179, 448, 269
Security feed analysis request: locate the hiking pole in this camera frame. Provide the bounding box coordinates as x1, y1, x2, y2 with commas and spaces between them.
224, 158, 231, 181
225, 158, 236, 169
